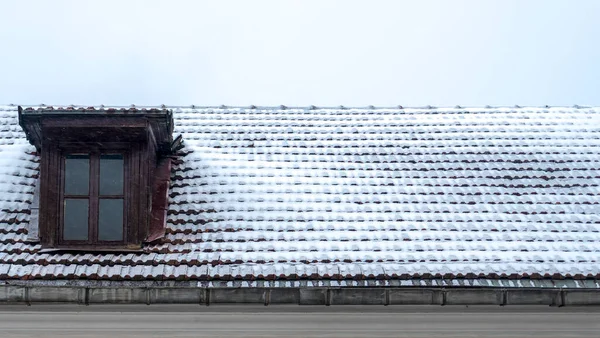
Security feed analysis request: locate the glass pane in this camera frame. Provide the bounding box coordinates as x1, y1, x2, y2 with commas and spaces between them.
100, 154, 124, 195
99, 199, 123, 241
65, 155, 89, 195
63, 199, 89, 241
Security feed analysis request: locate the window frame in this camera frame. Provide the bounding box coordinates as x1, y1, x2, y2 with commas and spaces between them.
58, 148, 129, 246
40, 140, 151, 251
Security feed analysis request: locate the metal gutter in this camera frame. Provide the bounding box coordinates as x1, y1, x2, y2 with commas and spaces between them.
2, 284, 600, 306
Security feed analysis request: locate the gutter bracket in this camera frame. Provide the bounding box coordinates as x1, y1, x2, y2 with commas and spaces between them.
205, 288, 210, 306
24, 286, 30, 306
264, 289, 271, 306
440, 288, 447, 306
384, 289, 390, 306
500, 288, 507, 306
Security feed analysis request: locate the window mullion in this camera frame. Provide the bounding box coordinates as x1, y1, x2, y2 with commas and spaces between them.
89, 153, 100, 244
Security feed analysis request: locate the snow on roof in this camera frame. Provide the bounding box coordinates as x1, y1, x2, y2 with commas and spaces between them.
1, 104, 600, 281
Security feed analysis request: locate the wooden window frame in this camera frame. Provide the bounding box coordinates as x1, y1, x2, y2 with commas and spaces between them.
58, 149, 128, 246
41, 141, 150, 250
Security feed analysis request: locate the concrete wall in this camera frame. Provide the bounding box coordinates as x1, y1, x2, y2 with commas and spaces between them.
1, 285, 600, 306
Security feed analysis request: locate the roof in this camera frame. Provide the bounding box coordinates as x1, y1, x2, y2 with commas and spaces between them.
1, 104, 600, 282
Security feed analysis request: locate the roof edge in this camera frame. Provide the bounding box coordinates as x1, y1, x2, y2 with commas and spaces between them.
6, 104, 600, 111
4, 278, 599, 289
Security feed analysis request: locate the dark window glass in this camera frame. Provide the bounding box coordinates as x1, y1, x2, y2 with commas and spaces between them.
65, 155, 89, 195
100, 154, 124, 195
98, 199, 123, 241
63, 199, 89, 241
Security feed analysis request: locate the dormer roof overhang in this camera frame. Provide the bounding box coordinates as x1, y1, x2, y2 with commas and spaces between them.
17, 106, 174, 153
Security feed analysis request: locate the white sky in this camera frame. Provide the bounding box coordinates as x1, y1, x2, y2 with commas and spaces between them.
0, 0, 599, 107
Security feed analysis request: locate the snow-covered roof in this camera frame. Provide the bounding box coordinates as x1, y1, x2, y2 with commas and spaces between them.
1, 104, 600, 281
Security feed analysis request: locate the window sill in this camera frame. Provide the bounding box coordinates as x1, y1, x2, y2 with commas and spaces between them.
39, 245, 144, 254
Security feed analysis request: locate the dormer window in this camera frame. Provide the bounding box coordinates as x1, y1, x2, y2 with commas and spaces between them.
18, 106, 175, 250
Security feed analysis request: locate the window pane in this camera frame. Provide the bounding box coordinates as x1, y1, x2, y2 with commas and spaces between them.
100, 154, 124, 195
64, 199, 89, 241
100, 155, 123, 195
99, 198, 123, 241
65, 155, 89, 195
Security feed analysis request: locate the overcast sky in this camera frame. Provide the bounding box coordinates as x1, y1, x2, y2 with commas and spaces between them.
0, 0, 598, 107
